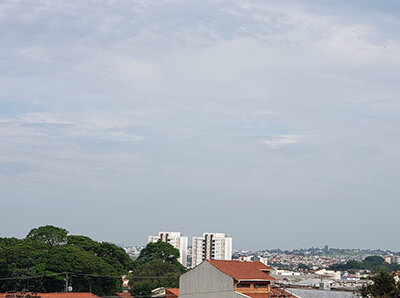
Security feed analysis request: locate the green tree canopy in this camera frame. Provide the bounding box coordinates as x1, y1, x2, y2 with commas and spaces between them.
67, 235, 101, 252
364, 256, 385, 267
0, 237, 22, 248
135, 242, 183, 268
330, 255, 400, 273
26, 225, 68, 246
359, 271, 400, 297
129, 242, 186, 296
130, 260, 183, 296
67, 235, 133, 271
0, 225, 133, 296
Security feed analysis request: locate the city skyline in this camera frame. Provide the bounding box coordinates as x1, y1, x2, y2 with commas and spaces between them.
0, 224, 399, 252
1, 0, 400, 250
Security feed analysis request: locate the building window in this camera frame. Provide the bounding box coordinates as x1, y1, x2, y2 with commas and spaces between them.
236, 283, 250, 288
254, 283, 269, 288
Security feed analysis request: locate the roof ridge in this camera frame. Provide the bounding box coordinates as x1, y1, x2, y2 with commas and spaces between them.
206, 260, 275, 281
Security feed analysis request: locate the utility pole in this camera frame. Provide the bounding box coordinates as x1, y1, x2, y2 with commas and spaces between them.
64, 273, 70, 292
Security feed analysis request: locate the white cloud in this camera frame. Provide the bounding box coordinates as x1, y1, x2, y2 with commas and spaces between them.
0, 111, 151, 141
263, 134, 306, 148
17, 112, 71, 125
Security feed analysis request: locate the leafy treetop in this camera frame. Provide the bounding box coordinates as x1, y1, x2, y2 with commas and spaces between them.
26, 225, 68, 247
129, 242, 186, 297
67, 235, 133, 271
135, 242, 182, 267
0, 225, 133, 296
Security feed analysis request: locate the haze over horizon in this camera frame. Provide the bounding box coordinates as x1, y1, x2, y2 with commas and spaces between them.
1, 0, 400, 251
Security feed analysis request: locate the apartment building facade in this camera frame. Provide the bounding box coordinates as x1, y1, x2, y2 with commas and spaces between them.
191, 233, 232, 268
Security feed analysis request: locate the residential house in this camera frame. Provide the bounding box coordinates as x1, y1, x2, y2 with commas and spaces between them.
179, 260, 296, 297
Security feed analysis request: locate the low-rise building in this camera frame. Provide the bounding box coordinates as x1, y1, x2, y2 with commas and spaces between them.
315, 269, 342, 280
274, 269, 301, 276
384, 256, 392, 264
179, 260, 296, 297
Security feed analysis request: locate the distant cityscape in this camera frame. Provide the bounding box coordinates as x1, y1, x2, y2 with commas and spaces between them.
125, 231, 400, 268
123, 231, 400, 293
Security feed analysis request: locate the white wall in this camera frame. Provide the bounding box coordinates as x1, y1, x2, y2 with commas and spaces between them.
179, 236, 188, 267
225, 237, 232, 260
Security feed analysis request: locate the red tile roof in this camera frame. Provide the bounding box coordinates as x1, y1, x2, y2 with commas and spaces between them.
0, 294, 99, 298
208, 260, 275, 281
165, 288, 179, 297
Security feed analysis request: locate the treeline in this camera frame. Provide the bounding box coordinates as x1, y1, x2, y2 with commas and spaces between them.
329, 256, 400, 273
0, 225, 133, 296
0, 225, 186, 296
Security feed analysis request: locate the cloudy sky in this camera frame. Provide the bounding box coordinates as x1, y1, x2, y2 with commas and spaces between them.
1, 0, 400, 250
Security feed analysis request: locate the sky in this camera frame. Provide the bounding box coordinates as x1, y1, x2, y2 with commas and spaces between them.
1, 0, 400, 250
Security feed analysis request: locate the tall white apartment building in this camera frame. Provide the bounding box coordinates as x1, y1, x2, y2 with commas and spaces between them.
148, 232, 188, 267
191, 232, 232, 268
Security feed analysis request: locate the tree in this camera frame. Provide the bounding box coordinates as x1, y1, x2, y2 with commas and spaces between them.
135, 242, 184, 269
97, 242, 134, 271
364, 256, 386, 267
359, 271, 400, 297
297, 263, 310, 271
26, 225, 68, 246
329, 256, 400, 273
130, 260, 183, 296
0, 226, 132, 296
68, 235, 133, 271
0, 240, 48, 292
41, 245, 122, 296
0, 237, 22, 248
129, 242, 186, 296
67, 235, 101, 252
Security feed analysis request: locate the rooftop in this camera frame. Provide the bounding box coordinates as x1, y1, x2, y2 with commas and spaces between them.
0, 293, 99, 298
207, 260, 275, 281
166, 288, 179, 297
